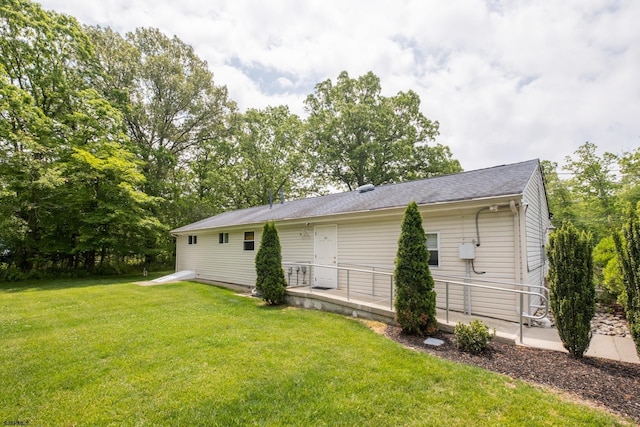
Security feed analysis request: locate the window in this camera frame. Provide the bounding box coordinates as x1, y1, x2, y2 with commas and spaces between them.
243, 231, 255, 251
188, 235, 198, 245
426, 233, 439, 267
218, 232, 229, 244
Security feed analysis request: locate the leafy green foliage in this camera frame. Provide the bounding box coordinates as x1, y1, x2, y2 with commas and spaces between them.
613, 204, 640, 356
304, 71, 460, 191
560, 142, 620, 240
593, 237, 626, 305
215, 106, 316, 209
454, 320, 495, 354
0, 1, 162, 274
255, 222, 287, 305
546, 221, 595, 358
394, 202, 437, 336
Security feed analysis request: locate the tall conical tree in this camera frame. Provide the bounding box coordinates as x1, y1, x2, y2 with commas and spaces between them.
546, 221, 595, 358
255, 222, 287, 305
394, 201, 437, 335
613, 203, 640, 356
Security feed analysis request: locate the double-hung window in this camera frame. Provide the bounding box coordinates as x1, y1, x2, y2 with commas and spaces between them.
426, 232, 439, 267
243, 231, 255, 251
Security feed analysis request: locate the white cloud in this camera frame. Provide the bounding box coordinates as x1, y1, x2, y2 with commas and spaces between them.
37, 0, 640, 171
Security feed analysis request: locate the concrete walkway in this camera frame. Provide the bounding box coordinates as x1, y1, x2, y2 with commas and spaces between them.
285, 286, 640, 364
438, 308, 640, 363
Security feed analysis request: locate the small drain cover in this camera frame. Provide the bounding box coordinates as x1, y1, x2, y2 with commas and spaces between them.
424, 338, 444, 346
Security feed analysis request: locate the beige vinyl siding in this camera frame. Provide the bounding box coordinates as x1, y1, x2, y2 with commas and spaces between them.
332, 207, 521, 322
177, 228, 260, 286
336, 217, 400, 301
174, 195, 541, 322
176, 224, 314, 287
429, 209, 520, 322
280, 225, 314, 286
522, 168, 551, 312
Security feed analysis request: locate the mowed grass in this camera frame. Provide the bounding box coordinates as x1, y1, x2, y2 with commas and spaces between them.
0, 277, 630, 426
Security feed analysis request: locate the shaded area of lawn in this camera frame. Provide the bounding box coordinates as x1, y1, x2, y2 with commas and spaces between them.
0, 279, 632, 426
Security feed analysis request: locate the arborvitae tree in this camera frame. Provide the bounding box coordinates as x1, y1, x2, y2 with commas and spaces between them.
255, 222, 287, 305
394, 201, 437, 336
613, 204, 640, 356
546, 221, 595, 358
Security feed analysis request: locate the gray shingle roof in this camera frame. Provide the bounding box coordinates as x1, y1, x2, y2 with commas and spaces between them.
171, 159, 541, 233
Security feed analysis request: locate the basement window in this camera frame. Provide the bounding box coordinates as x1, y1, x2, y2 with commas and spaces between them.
218, 232, 229, 244
426, 232, 439, 267
188, 235, 198, 245
243, 231, 255, 251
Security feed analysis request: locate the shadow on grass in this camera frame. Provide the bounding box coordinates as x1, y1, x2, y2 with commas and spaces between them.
0, 271, 173, 293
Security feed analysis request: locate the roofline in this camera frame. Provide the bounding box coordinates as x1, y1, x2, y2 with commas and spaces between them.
170, 193, 525, 234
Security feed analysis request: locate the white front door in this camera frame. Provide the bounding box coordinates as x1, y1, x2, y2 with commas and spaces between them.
314, 225, 338, 289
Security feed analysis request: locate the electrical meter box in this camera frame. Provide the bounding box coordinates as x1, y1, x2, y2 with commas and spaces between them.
458, 243, 476, 260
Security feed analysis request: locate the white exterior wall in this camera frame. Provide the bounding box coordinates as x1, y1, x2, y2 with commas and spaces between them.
522, 167, 552, 312
176, 228, 261, 286
176, 224, 315, 287
331, 205, 521, 322
174, 188, 550, 322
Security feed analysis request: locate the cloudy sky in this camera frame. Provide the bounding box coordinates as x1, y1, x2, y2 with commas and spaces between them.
37, 0, 639, 171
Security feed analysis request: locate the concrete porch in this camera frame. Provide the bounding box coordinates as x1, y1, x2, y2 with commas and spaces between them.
284, 285, 639, 364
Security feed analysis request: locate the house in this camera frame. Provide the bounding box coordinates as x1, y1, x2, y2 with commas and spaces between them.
171, 159, 551, 323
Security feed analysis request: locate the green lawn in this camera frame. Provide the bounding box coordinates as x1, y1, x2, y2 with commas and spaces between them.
0, 277, 630, 426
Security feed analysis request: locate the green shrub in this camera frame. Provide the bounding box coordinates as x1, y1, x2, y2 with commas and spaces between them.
454, 320, 495, 354
546, 221, 595, 358
593, 237, 626, 305
614, 203, 640, 356
394, 201, 437, 336
255, 222, 287, 305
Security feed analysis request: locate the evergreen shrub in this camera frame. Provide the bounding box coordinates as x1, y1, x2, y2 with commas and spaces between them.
255, 222, 287, 305
394, 201, 437, 336
546, 221, 595, 358
613, 204, 640, 356
454, 320, 495, 354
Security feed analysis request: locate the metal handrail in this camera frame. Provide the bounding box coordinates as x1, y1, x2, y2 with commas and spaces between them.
433, 277, 549, 343
432, 273, 548, 293
432, 273, 550, 329
283, 261, 549, 343
282, 261, 395, 310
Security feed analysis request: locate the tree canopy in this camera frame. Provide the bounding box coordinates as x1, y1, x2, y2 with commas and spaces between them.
0, 0, 484, 279
304, 71, 461, 191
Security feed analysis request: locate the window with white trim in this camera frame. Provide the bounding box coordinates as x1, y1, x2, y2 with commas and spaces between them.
426, 232, 439, 267
188, 235, 198, 245
243, 231, 255, 251
218, 232, 229, 244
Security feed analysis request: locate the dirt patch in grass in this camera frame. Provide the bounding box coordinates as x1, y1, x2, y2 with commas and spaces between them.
381, 325, 640, 424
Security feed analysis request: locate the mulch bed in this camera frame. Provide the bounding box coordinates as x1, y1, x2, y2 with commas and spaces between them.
384, 326, 640, 424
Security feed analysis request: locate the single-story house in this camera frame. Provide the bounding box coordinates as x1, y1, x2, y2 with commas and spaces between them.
171, 159, 551, 323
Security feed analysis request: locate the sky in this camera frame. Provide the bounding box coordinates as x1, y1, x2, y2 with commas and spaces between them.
36, 0, 639, 172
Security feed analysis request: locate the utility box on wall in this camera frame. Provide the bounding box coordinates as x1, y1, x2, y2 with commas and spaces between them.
458, 243, 476, 260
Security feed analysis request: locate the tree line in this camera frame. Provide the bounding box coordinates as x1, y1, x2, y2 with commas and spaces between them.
0, 0, 461, 278
543, 142, 640, 303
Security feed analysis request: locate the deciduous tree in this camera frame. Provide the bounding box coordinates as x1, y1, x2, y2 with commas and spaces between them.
304, 71, 460, 191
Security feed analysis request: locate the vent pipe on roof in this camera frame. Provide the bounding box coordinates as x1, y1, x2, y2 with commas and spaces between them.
357, 184, 375, 193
